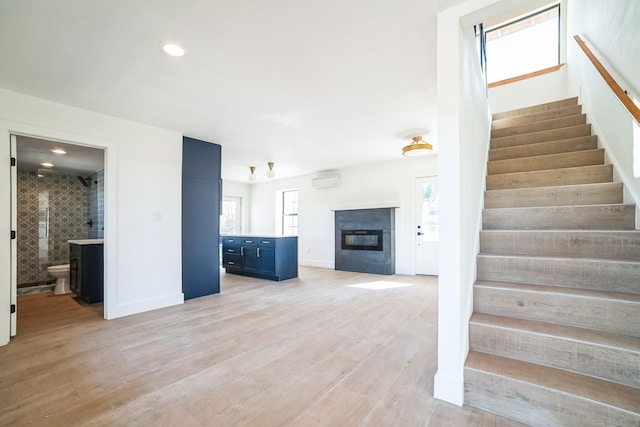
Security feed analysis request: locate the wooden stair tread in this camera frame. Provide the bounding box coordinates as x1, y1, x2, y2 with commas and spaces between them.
491, 105, 583, 129
490, 124, 592, 149
491, 114, 587, 138
484, 182, 622, 208
477, 252, 640, 265
485, 181, 621, 195
484, 202, 634, 211
465, 351, 640, 415
492, 97, 579, 120
470, 313, 640, 352
479, 229, 640, 261
488, 148, 603, 168
486, 164, 613, 190
489, 135, 597, 161
474, 280, 640, 303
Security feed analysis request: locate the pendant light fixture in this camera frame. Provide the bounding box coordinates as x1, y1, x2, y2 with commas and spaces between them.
248, 166, 256, 181
266, 162, 275, 179
402, 136, 433, 157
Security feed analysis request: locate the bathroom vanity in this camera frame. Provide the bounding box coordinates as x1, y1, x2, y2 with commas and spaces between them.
68, 239, 104, 303
221, 235, 298, 281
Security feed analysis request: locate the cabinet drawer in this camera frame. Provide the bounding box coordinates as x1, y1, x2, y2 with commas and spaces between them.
222, 237, 241, 246
258, 238, 275, 247
222, 246, 241, 255
241, 238, 257, 246
223, 254, 241, 268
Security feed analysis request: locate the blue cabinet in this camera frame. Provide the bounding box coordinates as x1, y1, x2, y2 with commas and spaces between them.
222, 236, 298, 281
182, 137, 222, 299
69, 242, 104, 303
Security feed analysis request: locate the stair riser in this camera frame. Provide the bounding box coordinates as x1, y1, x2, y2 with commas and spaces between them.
474, 286, 640, 337
489, 136, 597, 161
493, 97, 579, 120
480, 230, 640, 260
469, 323, 640, 388
484, 183, 623, 209
492, 105, 583, 130
486, 164, 613, 190
491, 125, 592, 149
477, 256, 640, 294
464, 369, 639, 427
491, 114, 587, 138
487, 149, 604, 175
482, 205, 635, 230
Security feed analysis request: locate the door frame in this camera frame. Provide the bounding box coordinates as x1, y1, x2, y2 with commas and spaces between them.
412, 174, 439, 275
3, 121, 115, 345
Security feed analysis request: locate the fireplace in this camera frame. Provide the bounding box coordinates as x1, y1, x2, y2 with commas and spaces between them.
335, 208, 395, 275
341, 230, 383, 251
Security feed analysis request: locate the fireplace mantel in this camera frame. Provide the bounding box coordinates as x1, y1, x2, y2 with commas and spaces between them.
331, 202, 400, 212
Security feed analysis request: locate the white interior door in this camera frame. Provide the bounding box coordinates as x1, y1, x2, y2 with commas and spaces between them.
10, 134, 17, 336
415, 176, 439, 275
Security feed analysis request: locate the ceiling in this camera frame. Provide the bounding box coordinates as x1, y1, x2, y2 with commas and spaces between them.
0, 1, 465, 182
16, 136, 104, 176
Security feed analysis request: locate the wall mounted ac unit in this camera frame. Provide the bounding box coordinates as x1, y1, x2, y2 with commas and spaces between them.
311, 173, 341, 189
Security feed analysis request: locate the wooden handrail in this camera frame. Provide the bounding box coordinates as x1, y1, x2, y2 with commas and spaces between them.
574, 35, 640, 126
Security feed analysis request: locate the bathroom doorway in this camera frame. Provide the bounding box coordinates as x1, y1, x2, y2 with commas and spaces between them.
10, 134, 106, 336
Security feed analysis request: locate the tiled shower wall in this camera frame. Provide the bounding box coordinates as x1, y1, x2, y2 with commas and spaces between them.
88, 169, 104, 239
17, 172, 89, 285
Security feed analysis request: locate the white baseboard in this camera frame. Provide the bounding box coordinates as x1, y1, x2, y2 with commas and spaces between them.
105, 293, 184, 319
298, 259, 334, 269
434, 370, 464, 406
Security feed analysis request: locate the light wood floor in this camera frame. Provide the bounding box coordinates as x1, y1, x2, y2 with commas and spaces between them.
0, 267, 525, 426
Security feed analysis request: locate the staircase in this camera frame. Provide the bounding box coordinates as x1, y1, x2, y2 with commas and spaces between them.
464, 97, 640, 426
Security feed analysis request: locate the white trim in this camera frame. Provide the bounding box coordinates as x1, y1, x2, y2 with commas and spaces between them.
9, 135, 16, 337
107, 293, 184, 319
434, 371, 464, 406
298, 259, 333, 269
1, 119, 117, 320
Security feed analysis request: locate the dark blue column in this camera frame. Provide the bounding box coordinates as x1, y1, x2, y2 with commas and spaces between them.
182, 137, 221, 299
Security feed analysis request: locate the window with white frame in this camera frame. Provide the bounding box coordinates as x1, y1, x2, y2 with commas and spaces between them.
282, 189, 298, 236
485, 3, 560, 84
220, 196, 242, 235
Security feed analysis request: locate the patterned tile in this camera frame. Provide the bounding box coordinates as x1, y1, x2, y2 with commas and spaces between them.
17, 171, 96, 285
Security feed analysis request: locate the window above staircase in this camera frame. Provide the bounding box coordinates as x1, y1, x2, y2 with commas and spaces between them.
484, 2, 562, 87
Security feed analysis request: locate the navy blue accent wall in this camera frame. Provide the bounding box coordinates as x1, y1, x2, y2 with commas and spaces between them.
182, 137, 221, 299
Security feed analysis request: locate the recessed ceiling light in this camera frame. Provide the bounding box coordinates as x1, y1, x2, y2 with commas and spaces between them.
162, 43, 186, 57
41, 162, 54, 167
51, 148, 66, 154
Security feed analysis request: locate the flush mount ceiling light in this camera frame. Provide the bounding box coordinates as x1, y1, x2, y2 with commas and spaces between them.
40, 162, 54, 167
51, 148, 66, 154
162, 43, 186, 57
248, 166, 257, 182
402, 136, 433, 157
266, 162, 275, 179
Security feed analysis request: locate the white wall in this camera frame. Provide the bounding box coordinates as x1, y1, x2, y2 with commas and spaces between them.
566, 0, 640, 226
435, 0, 495, 405
247, 156, 438, 273
222, 180, 251, 234
489, 67, 572, 114
0, 88, 184, 345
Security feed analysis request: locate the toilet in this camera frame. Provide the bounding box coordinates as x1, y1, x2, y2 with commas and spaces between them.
47, 264, 71, 295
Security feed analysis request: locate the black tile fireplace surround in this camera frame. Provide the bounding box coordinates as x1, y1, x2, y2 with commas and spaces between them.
335, 208, 395, 275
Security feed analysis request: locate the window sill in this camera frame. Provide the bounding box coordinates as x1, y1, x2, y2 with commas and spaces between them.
488, 64, 565, 89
